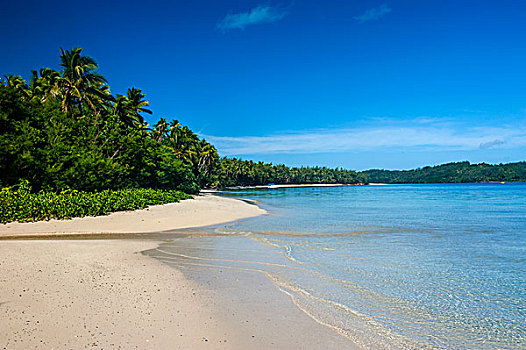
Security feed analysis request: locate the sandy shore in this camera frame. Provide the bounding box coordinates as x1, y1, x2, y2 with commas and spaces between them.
0, 240, 234, 349
0, 194, 266, 238
0, 195, 355, 349
0, 240, 355, 349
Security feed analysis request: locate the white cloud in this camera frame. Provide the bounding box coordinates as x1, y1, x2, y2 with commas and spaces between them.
354, 4, 392, 23
201, 123, 526, 156
217, 5, 287, 32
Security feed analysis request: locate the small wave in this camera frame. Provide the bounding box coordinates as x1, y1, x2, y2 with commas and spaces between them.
264, 273, 433, 350
284, 245, 304, 264
154, 248, 308, 271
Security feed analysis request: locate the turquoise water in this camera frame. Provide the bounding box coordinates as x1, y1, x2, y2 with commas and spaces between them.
156, 184, 526, 349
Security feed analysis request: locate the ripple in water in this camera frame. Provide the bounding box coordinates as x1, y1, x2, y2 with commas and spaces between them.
154, 184, 526, 349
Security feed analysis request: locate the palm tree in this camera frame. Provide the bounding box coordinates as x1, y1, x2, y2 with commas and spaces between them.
29, 68, 61, 103
175, 126, 199, 161
166, 119, 182, 149
3, 75, 30, 98
112, 88, 152, 128
112, 94, 130, 124
127, 87, 152, 123
152, 118, 169, 142
169, 119, 181, 136
135, 120, 151, 138
56, 47, 113, 114
196, 139, 218, 185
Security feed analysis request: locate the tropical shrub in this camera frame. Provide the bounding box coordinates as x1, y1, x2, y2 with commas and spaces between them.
0, 181, 191, 224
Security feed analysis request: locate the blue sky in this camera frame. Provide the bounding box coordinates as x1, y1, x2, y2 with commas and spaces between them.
2, 0, 526, 170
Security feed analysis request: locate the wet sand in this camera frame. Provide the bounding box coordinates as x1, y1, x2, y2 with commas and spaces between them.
0, 196, 356, 349
146, 242, 357, 349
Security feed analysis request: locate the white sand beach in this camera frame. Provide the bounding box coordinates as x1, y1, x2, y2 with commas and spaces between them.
0, 194, 266, 238
0, 195, 355, 349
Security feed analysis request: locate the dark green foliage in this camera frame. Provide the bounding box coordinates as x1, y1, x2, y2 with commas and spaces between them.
215, 159, 526, 188
0, 47, 217, 222
215, 158, 367, 187
361, 161, 526, 183
0, 181, 191, 224
0, 48, 218, 193
151, 120, 219, 189
0, 47, 366, 196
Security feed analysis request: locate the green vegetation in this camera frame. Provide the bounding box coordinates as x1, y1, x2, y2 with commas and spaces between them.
362, 161, 526, 183
0, 47, 217, 222
1, 48, 524, 223
0, 181, 190, 224
0, 47, 363, 222
0, 46, 365, 190
215, 160, 526, 187
217, 158, 367, 187
0, 48, 218, 193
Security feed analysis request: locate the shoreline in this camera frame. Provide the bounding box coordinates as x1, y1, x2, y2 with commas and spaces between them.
0, 195, 356, 349
145, 240, 356, 349
0, 194, 266, 239
202, 183, 364, 193
1, 239, 355, 349
1, 240, 233, 349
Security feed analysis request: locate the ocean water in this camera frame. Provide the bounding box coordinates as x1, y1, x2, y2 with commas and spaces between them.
153, 183, 526, 349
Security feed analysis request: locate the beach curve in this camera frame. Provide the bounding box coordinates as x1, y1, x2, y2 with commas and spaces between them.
0, 194, 266, 238
0, 195, 356, 349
